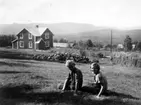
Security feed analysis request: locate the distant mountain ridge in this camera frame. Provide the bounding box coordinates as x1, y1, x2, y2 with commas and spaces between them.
0, 22, 141, 44
0, 22, 104, 35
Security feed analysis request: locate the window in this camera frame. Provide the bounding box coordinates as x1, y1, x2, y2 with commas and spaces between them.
20, 41, 24, 47
28, 41, 32, 48
28, 33, 32, 39
19, 33, 23, 39
45, 32, 49, 39
45, 41, 50, 47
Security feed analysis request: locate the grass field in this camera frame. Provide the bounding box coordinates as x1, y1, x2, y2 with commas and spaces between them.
0, 58, 141, 105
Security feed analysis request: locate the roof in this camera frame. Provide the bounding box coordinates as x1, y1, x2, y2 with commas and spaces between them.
26, 27, 40, 36
12, 39, 18, 43
38, 27, 47, 35
17, 26, 49, 36
35, 38, 45, 44
53, 43, 69, 48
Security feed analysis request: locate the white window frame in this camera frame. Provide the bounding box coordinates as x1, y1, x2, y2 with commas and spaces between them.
45, 41, 50, 47
28, 41, 32, 48
20, 41, 24, 47
28, 33, 32, 39
19, 33, 23, 39
45, 32, 49, 39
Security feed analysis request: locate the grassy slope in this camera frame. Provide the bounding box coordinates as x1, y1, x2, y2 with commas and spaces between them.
0, 58, 141, 105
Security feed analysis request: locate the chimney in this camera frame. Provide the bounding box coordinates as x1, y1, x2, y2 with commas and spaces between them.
36, 25, 39, 28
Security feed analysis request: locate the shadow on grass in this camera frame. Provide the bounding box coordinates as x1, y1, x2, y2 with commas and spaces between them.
0, 84, 140, 105
81, 86, 139, 100
106, 90, 139, 100
0, 70, 30, 74
0, 61, 31, 67
0, 84, 37, 98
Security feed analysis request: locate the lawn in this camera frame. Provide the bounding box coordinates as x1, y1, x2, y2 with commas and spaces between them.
0, 58, 141, 105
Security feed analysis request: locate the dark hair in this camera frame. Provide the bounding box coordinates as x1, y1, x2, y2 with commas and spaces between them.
93, 63, 100, 71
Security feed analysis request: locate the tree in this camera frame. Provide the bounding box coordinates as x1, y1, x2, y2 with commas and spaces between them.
78, 40, 86, 49
0, 35, 16, 47
95, 42, 103, 49
105, 44, 112, 49
86, 39, 93, 48
124, 35, 132, 51
136, 41, 141, 51
79, 48, 86, 57
59, 38, 68, 43
112, 44, 117, 49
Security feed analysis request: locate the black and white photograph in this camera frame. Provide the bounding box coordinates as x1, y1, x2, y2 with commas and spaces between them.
0, 0, 141, 105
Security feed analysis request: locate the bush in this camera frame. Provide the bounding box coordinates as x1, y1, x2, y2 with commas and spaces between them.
79, 49, 86, 57
97, 53, 104, 58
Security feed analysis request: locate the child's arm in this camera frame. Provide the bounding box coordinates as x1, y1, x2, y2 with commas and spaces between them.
74, 74, 79, 94
62, 74, 71, 90
74, 79, 78, 94
96, 84, 104, 98
62, 79, 68, 90
95, 74, 103, 98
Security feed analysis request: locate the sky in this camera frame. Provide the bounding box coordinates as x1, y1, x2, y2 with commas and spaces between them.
0, 0, 141, 28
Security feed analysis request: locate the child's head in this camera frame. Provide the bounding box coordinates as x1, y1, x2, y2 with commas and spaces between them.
90, 63, 100, 74
65, 60, 75, 71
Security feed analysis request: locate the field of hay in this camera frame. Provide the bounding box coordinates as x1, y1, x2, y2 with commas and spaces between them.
113, 51, 141, 68
0, 57, 141, 105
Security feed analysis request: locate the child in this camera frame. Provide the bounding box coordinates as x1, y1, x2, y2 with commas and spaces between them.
90, 63, 108, 98
62, 60, 83, 95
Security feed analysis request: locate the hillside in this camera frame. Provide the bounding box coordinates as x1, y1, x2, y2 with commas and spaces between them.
0, 22, 101, 35
55, 29, 141, 44
0, 22, 141, 44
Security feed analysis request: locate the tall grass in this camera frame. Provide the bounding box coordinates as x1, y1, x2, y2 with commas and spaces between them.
113, 51, 141, 68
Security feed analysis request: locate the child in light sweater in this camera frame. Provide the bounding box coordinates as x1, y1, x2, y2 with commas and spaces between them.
90, 63, 108, 98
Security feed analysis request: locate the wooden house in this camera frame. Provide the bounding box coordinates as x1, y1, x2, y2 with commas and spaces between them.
12, 25, 54, 50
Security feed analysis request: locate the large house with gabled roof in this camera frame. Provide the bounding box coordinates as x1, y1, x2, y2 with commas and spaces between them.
12, 25, 54, 50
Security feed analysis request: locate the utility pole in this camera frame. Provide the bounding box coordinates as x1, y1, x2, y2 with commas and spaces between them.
110, 30, 114, 66
110, 30, 113, 52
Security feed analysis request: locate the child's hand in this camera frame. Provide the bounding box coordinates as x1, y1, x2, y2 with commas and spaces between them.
93, 81, 97, 84
96, 95, 100, 99
60, 90, 65, 94
73, 93, 78, 96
